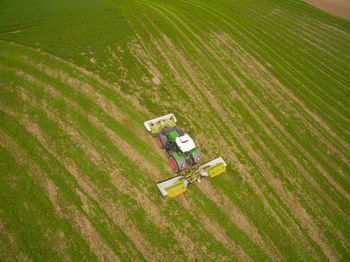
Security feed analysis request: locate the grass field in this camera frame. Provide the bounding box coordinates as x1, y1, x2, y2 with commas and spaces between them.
0, 0, 349, 260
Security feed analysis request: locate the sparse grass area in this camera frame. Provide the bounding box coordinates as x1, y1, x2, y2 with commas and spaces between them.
0, 0, 349, 260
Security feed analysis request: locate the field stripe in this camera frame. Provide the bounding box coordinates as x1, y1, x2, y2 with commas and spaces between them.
179, 197, 252, 261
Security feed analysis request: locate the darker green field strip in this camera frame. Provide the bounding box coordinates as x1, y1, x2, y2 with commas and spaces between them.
0, 0, 135, 83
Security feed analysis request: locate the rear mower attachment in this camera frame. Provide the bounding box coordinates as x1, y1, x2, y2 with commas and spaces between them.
156, 157, 227, 199
198, 157, 227, 178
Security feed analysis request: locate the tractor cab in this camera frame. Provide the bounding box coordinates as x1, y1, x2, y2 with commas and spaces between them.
175, 134, 196, 153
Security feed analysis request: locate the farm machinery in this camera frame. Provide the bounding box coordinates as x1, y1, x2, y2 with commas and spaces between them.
144, 113, 227, 198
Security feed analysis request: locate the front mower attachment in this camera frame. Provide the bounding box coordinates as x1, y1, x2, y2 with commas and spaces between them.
199, 157, 227, 178
144, 113, 177, 136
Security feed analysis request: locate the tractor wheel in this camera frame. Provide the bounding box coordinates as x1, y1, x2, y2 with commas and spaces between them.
157, 136, 163, 148
157, 134, 166, 149
169, 156, 179, 172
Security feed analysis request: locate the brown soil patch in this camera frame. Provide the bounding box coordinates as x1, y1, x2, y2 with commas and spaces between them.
304, 0, 350, 19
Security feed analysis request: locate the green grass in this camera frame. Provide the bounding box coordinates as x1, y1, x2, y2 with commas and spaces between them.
0, 0, 349, 260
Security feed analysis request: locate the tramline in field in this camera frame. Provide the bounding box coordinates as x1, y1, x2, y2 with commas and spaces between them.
144, 113, 227, 198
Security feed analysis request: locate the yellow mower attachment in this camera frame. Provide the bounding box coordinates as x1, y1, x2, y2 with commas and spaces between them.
157, 175, 188, 198
156, 157, 227, 199
165, 181, 187, 199
198, 157, 227, 178
207, 162, 226, 178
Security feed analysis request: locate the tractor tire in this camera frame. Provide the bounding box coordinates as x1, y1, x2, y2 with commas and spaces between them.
169, 156, 179, 172
157, 134, 167, 149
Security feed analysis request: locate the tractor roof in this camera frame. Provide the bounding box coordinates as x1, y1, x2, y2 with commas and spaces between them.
176, 134, 196, 152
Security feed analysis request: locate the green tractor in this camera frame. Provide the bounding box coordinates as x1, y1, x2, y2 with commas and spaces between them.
144, 114, 200, 172
157, 128, 201, 172
144, 113, 227, 198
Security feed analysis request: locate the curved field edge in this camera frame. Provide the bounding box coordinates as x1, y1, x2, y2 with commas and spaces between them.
0, 0, 349, 261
